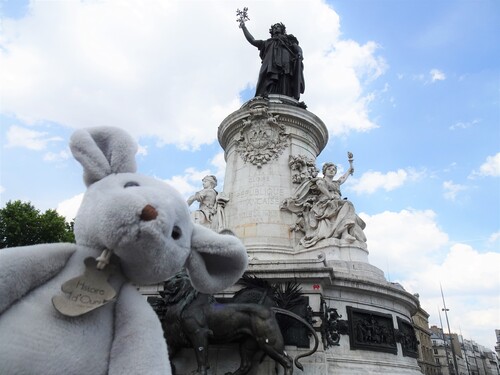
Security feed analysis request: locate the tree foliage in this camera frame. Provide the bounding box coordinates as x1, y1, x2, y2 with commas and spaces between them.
0, 200, 75, 249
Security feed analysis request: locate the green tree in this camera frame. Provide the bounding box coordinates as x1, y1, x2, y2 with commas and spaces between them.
0, 200, 75, 249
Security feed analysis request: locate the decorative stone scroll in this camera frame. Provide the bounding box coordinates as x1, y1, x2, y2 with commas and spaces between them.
396, 317, 419, 358
235, 106, 290, 168
346, 306, 397, 354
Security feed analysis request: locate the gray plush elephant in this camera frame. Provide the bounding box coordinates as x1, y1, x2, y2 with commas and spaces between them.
0, 126, 248, 374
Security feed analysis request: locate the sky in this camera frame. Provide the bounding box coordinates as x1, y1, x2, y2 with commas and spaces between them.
0, 0, 499, 351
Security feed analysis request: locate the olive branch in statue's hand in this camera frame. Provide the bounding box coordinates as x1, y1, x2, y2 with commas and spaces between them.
236, 7, 249, 27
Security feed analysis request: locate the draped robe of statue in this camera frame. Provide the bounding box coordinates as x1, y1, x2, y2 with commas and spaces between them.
188, 187, 229, 232
241, 22, 305, 100
253, 34, 305, 100
190, 188, 218, 225
282, 177, 366, 248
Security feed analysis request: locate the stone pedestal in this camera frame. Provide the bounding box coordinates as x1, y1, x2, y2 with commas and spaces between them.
232, 260, 422, 375
172, 96, 424, 374
171, 257, 422, 374
218, 95, 327, 255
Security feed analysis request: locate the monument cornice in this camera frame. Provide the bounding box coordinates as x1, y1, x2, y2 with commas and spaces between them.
327, 276, 421, 316
244, 262, 419, 316
218, 96, 329, 156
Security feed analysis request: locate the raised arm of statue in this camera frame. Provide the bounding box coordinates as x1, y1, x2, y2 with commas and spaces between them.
336, 167, 353, 185
240, 23, 261, 48
337, 152, 355, 185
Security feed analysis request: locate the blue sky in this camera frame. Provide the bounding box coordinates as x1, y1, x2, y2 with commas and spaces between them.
1, 0, 499, 350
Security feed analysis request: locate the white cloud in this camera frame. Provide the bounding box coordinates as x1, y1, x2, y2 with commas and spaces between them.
163, 167, 212, 199
210, 152, 227, 180
361, 209, 449, 274
57, 158, 225, 219
442, 180, 468, 201
417, 256, 499, 311
412, 69, 445, 84
137, 144, 148, 156
56, 193, 84, 221
43, 149, 71, 162
488, 231, 500, 244
351, 168, 423, 194
163, 152, 227, 201
470, 152, 500, 178
0, 1, 386, 148
409, 243, 500, 293
5, 125, 62, 150
361, 209, 500, 350
405, 243, 500, 350
163, 175, 198, 199
430, 68, 446, 82
449, 119, 479, 130
307, 39, 386, 135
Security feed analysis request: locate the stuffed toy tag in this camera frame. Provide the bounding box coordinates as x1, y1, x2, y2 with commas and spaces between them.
52, 257, 116, 317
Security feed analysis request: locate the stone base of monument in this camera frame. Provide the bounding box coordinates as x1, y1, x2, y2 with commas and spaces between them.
168, 245, 422, 375
169, 96, 424, 374
171, 346, 329, 375
171, 243, 419, 375
327, 341, 423, 374
172, 345, 420, 375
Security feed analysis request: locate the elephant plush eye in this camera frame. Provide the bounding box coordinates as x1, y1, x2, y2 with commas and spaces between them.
124, 181, 140, 188
171, 226, 182, 240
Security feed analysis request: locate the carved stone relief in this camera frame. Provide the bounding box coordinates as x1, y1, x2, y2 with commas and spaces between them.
288, 154, 318, 184
235, 106, 289, 168
346, 306, 397, 354
396, 317, 419, 358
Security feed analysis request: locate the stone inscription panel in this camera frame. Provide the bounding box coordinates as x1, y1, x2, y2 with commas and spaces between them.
230, 173, 285, 224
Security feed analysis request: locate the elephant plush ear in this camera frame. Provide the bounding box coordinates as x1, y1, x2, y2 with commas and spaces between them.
185, 224, 248, 294
69, 127, 138, 186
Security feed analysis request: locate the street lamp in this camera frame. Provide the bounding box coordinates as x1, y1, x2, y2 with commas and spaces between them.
441, 284, 459, 375
439, 309, 453, 375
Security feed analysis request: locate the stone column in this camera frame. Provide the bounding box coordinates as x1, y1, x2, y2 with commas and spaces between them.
218, 95, 328, 257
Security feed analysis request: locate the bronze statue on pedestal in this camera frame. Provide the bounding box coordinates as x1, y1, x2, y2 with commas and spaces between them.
238, 8, 305, 100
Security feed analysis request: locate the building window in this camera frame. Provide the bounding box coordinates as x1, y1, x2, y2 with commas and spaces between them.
434, 349, 438, 354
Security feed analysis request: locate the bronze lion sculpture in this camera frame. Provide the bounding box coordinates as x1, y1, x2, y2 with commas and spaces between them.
159, 272, 319, 375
